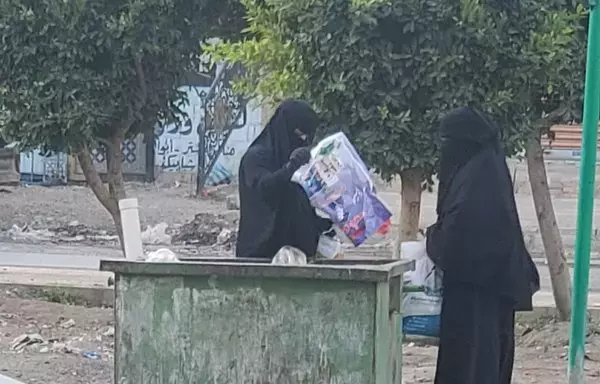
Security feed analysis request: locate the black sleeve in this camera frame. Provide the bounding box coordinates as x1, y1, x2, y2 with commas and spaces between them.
243, 149, 294, 201
426, 168, 514, 287
315, 216, 333, 233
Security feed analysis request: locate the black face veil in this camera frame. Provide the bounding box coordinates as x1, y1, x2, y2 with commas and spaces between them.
437, 107, 501, 213
252, 99, 320, 167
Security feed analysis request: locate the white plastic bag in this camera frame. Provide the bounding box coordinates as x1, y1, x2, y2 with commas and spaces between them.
401, 241, 443, 337
316, 235, 343, 259
145, 248, 179, 262
271, 246, 308, 265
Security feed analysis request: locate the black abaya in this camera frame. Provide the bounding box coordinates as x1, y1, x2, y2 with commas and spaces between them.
236, 100, 330, 259
427, 108, 540, 384
435, 285, 515, 384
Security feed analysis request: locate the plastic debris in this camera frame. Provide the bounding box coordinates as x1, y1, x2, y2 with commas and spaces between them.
145, 248, 179, 262
11, 333, 44, 351
82, 351, 101, 360
271, 246, 308, 265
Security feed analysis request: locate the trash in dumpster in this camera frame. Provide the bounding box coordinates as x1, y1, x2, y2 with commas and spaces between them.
271, 246, 308, 265
401, 241, 443, 338
145, 248, 179, 262
292, 132, 392, 246
316, 234, 343, 259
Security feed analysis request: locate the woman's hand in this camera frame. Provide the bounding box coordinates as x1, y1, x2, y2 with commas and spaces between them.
288, 147, 311, 171
316, 216, 334, 234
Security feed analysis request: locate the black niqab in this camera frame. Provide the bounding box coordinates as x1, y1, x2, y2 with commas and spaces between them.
254, 100, 319, 166
236, 100, 326, 259
436, 107, 500, 214
429, 106, 538, 307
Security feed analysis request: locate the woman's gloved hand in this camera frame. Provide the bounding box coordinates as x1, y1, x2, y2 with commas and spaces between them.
287, 147, 311, 171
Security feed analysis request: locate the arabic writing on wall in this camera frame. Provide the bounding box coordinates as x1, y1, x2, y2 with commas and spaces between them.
155, 120, 236, 172
154, 86, 262, 183
155, 87, 205, 173
155, 118, 200, 172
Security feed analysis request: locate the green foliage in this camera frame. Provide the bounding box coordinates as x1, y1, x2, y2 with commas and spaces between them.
209, 0, 586, 181
0, 0, 246, 153
477, 0, 586, 144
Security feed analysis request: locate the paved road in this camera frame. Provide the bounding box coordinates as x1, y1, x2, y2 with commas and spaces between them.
0, 242, 120, 269
1, 242, 600, 295
0, 172, 598, 297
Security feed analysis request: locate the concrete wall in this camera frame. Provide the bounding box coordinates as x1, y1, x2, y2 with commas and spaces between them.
21, 135, 149, 184
19, 150, 68, 184
154, 87, 263, 186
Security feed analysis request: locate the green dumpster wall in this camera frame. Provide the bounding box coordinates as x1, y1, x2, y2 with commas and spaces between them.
103, 259, 413, 384
116, 276, 378, 383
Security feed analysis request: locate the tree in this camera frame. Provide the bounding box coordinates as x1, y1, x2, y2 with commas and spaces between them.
212, 0, 585, 318
448, 0, 585, 319
0, 0, 246, 247
209, 0, 518, 243
516, 2, 585, 320
483, 0, 584, 320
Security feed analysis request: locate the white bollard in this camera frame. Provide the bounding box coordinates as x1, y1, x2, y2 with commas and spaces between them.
119, 198, 144, 260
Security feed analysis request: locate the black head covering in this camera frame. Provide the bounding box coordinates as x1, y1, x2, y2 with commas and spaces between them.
236, 99, 325, 259
252, 99, 320, 166
437, 107, 500, 213
428, 106, 540, 313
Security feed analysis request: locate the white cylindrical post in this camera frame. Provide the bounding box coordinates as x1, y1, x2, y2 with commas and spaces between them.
118, 198, 144, 260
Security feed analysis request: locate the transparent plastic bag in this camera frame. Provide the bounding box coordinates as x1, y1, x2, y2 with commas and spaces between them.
292, 132, 392, 246
271, 246, 308, 265
316, 235, 343, 259
145, 248, 179, 262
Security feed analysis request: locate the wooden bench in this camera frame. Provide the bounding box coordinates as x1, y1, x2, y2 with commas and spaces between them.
541, 124, 598, 150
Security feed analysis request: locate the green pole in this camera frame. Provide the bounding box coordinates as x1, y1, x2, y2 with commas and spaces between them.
568, 1, 600, 382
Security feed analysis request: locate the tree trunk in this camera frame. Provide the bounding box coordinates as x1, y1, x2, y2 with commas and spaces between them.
106, 132, 127, 249
77, 131, 127, 252
526, 136, 572, 320
110, 210, 125, 251
398, 167, 423, 242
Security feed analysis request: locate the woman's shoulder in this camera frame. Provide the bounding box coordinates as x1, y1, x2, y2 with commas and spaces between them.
241, 144, 265, 159
241, 144, 273, 168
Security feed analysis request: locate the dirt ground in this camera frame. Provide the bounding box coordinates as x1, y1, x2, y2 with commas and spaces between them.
0, 183, 228, 232
403, 344, 600, 383
1, 291, 599, 384
0, 291, 113, 384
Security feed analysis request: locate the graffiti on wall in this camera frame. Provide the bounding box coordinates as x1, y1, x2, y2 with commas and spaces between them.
154, 85, 260, 187
155, 119, 237, 174
155, 118, 199, 171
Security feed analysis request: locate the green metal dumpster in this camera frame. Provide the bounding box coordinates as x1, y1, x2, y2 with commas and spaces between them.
100, 257, 414, 384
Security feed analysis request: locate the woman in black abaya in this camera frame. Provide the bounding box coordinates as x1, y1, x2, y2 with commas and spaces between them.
236, 100, 332, 259
427, 107, 540, 384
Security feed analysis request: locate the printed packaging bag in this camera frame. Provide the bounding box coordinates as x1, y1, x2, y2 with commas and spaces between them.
292, 132, 392, 246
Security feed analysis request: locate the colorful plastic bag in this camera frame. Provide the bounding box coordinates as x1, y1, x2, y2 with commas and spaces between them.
292, 132, 392, 246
